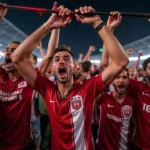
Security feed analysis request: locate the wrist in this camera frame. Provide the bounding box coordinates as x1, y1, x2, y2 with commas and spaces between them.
107, 26, 114, 32
92, 20, 103, 28
44, 21, 53, 32
94, 21, 106, 32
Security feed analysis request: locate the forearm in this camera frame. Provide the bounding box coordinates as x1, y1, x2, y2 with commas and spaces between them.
101, 44, 109, 67
38, 29, 60, 75
12, 24, 51, 62
134, 55, 140, 69
95, 24, 128, 66
83, 50, 92, 62
39, 48, 46, 58
47, 29, 60, 57
78, 56, 83, 63
101, 25, 114, 67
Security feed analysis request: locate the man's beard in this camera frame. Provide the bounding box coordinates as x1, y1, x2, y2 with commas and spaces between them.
5, 68, 17, 73
57, 79, 68, 84
113, 84, 126, 95
73, 73, 81, 80
146, 74, 150, 81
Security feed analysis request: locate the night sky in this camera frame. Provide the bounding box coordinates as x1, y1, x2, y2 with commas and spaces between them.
1, 0, 150, 58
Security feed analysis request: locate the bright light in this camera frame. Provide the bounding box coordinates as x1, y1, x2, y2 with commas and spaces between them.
90, 54, 150, 64
37, 58, 42, 62
129, 55, 150, 61
0, 52, 4, 56
90, 60, 101, 64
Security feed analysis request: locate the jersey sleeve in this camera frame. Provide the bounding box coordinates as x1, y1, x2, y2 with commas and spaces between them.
80, 73, 107, 104
33, 69, 54, 101
90, 73, 107, 96
128, 79, 141, 93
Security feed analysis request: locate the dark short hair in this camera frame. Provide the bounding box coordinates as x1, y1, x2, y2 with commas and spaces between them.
81, 61, 92, 73
54, 45, 74, 58
11, 41, 21, 45
31, 54, 37, 64
143, 57, 150, 71
3, 41, 21, 53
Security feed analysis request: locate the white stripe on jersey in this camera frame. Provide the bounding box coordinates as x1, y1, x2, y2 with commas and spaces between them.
119, 118, 130, 150
70, 95, 87, 150
119, 105, 132, 150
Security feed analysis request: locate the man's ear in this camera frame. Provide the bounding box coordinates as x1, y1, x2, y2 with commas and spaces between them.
143, 70, 146, 76
73, 63, 77, 71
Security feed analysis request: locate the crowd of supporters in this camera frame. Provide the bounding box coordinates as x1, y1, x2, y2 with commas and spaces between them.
0, 2, 150, 150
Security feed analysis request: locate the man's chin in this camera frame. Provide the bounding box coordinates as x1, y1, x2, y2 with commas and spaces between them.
57, 78, 68, 84
58, 81, 68, 84
146, 75, 150, 81
117, 90, 126, 95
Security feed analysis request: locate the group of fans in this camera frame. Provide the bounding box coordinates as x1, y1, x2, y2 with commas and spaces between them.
0, 2, 150, 150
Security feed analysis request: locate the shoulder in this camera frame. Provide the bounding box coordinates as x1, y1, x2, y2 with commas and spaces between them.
100, 91, 111, 100
129, 79, 143, 86
128, 79, 144, 92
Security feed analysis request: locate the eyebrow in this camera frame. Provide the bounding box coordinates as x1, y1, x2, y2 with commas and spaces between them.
64, 55, 71, 58
53, 56, 59, 59
54, 55, 71, 59
4, 47, 16, 51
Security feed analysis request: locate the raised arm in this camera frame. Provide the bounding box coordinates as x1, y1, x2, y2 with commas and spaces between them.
77, 53, 83, 63
134, 51, 142, 69
100, 11, 128, 85
0, 3, 8, 20
126, 48, 134, 57
12, 3, 72, 86
101, 11, 122, 68
36, 41, 45, 58
38, 29, 60, 75
83, 46, 96, 62
75, 8, 128, 86
101, 44, 109, 68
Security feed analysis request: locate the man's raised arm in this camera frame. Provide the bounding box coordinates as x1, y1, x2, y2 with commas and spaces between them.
38, 29, 60, 76
97, 12, 128, 86
74, 7, 128, 86
12, 2, 72, 86
0, 3, 8, 20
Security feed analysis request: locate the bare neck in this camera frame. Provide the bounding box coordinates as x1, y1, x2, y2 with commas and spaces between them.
113, 90, 126, 104
8, 71, 21, 82
57, 78, 74, 101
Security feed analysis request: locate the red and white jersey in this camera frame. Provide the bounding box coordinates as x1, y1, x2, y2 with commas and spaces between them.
0, 68, 35, 149
33, 70, 105, 150
128, 79, 150, 149
96, 92, 135, 150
